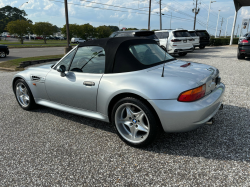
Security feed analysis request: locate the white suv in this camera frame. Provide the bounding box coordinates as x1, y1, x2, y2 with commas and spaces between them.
155, 29, 194, 56
71, 38, 86, 44
188, 30, 200, 48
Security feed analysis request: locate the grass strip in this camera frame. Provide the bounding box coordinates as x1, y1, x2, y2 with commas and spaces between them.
0, 54, 64, 70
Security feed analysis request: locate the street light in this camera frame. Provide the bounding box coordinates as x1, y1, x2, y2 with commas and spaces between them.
206, 0, 216, 31
119, 18, 126, 30
18, 2, 28, 20
215, 10, 220, 38
225, 17, 231, 38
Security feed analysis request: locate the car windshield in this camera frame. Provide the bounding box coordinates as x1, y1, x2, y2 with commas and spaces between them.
129, 44, 174, 65
109, 32, 117, 38
173, 31, 191, 37
155, 32, 169, 39
196, 31, 209, 37
189, 32, 197, 37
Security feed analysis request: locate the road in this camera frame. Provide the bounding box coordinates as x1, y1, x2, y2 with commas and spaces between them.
0, 46, 250, 186
0, 47, 65, 62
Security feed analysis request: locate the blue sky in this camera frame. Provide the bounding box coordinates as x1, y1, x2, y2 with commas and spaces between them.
1, 0, 250, 36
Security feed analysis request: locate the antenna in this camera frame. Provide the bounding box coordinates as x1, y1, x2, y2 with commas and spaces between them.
161, 48, 167, 77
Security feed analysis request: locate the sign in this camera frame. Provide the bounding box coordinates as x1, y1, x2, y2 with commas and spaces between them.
241, 19, 250, 29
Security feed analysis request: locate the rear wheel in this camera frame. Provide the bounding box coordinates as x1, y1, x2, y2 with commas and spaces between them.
112, 97, 160, 147
14, 79, 37, 110
199, 45, 205, 49
178, 52, 187, 56
237, 49, 245, 59
0, 50, 6, 58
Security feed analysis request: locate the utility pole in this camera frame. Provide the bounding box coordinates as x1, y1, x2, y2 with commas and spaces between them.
64, 0, 72, 54
219, 17, 224, 37
215, 10, 220, 38
170, 12, 172, 29
160, 0, 162, 30
193, 0, 200, 30
148, 0, 152, 30
236, 24, 239, 37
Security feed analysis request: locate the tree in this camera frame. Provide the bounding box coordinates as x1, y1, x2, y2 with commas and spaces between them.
79, 23, 96, 40
96, 26, 112, 38
0, 5, 29, 33
108, 25, 119, 32
32, 22, 55, 44
61, 24, 80, 40
6, 20, 32, 44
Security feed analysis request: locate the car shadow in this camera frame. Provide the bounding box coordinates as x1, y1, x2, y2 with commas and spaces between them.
31, 104, 249, 162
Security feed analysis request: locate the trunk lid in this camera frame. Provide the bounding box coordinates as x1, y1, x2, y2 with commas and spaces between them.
147, 60, 219, 85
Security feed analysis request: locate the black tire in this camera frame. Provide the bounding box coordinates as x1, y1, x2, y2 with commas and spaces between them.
199, 45, 205, 49
0, 50, 6, 58
237, 49, 245, 59
178, 52, 187, 56
14, 79, 37, 110
111, 97, 160, 147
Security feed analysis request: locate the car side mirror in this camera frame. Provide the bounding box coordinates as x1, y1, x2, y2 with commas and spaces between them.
57, 65, 66, 77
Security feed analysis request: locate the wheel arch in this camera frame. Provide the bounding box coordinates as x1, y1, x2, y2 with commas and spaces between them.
107, 92, 164, 131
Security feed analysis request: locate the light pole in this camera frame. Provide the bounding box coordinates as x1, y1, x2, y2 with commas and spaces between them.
206, 0, 216, 31
215, 10, 220, 38
225, 17, 231, 38
18, 2, 28, 20
119, 18, 126, 30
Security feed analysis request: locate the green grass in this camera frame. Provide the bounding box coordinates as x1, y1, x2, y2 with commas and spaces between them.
8, 44, 77, 48
0, 40, 69, 45
0, 54, 64, 70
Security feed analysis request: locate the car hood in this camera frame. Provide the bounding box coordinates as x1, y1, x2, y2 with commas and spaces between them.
147, 60, 218, 84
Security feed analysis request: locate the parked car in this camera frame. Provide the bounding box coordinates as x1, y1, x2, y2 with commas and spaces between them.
109, 30, 160, 45
71, 38, 86, 43
188, 30, 200, 48
0, 44, 9, 58
194, 30, 210, 49
237, 33, 250, 59
12, 37, 225, 147
238, 33, 249, 44
155, 29, 194, 56
35, 36, 43, 40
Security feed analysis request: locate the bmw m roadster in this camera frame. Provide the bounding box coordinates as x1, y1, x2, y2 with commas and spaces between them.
12, 37, 225, 147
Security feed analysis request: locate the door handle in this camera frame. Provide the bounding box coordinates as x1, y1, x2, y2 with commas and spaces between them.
83, 81, 95, 86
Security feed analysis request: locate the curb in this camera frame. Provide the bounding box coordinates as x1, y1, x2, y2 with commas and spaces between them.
0, 67, 16, 71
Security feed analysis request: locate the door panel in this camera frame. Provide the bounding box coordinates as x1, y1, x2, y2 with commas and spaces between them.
45, 69, 103, 111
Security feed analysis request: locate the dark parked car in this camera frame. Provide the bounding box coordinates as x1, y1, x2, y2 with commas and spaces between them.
109, 30, 160, 45
237, 33, 250, 59
0, 45, 9, 58
194, 30, 210, 49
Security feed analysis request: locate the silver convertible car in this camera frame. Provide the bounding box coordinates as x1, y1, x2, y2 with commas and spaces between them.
12, 38, 225, 147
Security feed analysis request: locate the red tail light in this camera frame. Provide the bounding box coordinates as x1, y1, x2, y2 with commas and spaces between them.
171, 39, 181, 42
241, 39, 248, 43
178, 84, 206, 102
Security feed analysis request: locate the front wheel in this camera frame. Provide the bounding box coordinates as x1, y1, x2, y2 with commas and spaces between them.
112, 97, 160, 147
14, 79, 37, 110
178, 52, 187, 56
0, 50, 6, 58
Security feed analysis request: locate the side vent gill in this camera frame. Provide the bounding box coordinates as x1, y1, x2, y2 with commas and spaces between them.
31, 75, 41, 81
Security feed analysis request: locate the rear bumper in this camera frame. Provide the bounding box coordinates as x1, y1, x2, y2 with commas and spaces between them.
170, 47, 194, 54
238, 45, 250, 56
200, 41, 210, 46
148, 82, 225, 133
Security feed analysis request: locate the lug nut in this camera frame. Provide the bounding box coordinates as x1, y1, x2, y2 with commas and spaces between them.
136, 125, 138, 128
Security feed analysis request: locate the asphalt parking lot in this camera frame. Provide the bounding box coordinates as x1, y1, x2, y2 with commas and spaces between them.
0, 46, 249, 186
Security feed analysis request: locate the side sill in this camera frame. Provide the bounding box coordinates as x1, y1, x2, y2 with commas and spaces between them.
35, 99, 110, 123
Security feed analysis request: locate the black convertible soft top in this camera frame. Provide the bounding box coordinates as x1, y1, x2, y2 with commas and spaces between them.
79, 37, 159, 73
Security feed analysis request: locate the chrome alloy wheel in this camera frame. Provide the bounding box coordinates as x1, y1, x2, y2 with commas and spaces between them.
16, 82, 30, 107
115, 103, 150, 143
0, 51, 5, 58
